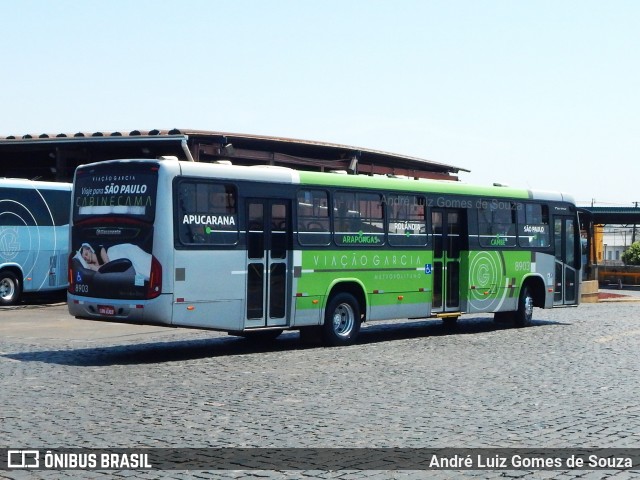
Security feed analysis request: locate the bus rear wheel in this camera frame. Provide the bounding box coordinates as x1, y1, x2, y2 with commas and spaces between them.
0, 271, 21, 306
322, 292, 361, 346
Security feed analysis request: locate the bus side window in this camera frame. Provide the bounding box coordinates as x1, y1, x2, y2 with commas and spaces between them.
0, 187, 55, 227
297, 190, 330, 246
176, 181, 238, 246
478, 199, 517, 247
40, 189, 72, 226
334, 191, 384, 246
272, 203, 286, 230
517, 203, 550, 247
387, 194, 428, 246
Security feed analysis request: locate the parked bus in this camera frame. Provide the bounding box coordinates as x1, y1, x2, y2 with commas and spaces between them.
67, 158, 580, 345
0, 179, 72, 305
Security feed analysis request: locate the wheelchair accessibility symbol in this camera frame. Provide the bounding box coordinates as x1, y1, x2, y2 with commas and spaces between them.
424, 264, 432, 275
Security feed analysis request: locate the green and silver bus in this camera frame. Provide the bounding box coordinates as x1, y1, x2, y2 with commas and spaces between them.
68, 158, 580, 345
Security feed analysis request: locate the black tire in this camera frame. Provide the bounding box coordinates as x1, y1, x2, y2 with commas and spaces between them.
0, 271, 21, 306
322, 292, 361, 346
513, 286, 534, 327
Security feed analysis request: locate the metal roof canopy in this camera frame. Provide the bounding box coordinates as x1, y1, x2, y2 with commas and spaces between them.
579, 206, 640, 280
579, 207, 640, 225
0, 129, 467, 182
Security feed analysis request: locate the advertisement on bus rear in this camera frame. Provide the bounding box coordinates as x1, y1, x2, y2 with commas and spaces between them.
70, 163, 160, 300
72, 163, 157, 223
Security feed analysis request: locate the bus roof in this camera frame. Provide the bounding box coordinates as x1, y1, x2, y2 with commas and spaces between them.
80, 158, 575, 205
0, 178, 72, 190
296, 170, 574, 204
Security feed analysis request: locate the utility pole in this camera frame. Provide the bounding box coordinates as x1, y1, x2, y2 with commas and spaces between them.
633, 201, 638, 244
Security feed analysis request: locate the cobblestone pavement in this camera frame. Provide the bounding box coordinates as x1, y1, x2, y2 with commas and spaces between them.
1, 294, 639, 480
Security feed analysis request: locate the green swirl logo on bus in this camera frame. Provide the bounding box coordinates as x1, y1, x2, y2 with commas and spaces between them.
341, 231, 381, 244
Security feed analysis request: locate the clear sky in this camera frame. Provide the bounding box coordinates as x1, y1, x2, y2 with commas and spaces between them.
3, 1, 639, 207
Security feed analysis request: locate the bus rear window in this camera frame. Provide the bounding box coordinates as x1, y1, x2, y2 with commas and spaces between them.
73, 163, 158, 223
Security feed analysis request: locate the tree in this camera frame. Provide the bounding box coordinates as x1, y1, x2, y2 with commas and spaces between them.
622, 242, 640, 265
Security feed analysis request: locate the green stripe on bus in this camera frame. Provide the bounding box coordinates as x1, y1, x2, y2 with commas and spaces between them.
297, 171, 530, 199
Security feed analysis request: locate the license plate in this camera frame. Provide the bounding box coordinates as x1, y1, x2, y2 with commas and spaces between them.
98, 305, 116, 316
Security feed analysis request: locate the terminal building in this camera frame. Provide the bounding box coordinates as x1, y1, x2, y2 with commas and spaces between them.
0, 128, 465, 183
579, 206, 640, 286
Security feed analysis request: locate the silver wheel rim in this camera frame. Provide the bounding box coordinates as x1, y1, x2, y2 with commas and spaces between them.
0, 278, 16, 301
524, 295, 533, 319
332, 302, 355, 338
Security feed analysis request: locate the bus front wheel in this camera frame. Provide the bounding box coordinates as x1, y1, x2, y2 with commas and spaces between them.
513, 286, 534, 327
322, 292, 361, 346
0, 271, 21, 306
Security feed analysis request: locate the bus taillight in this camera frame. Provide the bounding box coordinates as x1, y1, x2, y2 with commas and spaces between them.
68, 254, 75, 294
146, 256, 162, 299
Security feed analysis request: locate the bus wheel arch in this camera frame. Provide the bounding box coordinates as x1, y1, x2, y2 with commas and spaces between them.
522, 275, 546, 308
322, 282, 366, 346
0, 268, 23, 306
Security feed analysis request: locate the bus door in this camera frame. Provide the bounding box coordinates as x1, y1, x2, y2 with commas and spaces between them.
554, 215, 579, 305
245, 199, 292, 328
431, 208, 465, 313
